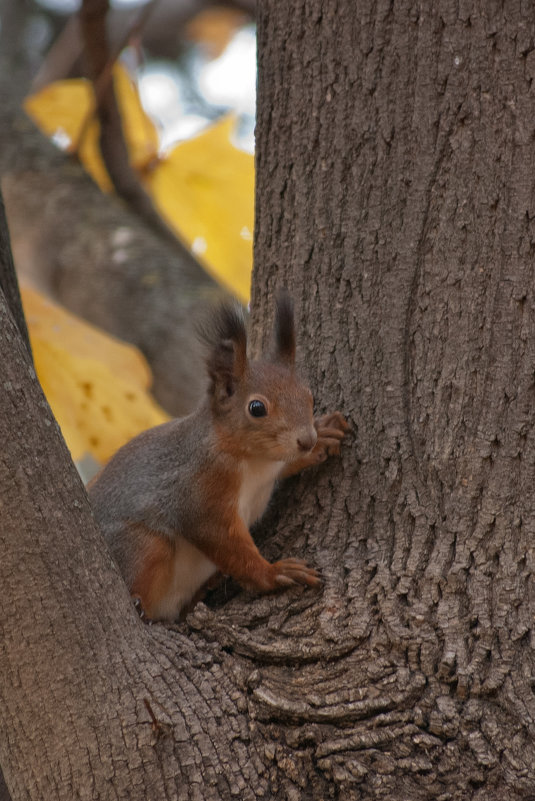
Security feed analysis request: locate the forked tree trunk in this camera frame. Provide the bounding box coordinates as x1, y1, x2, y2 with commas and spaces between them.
1, 2, 535, 800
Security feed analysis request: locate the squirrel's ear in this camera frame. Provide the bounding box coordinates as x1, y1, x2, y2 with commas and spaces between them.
201, 303, 247, 401
272, 290, 296, 367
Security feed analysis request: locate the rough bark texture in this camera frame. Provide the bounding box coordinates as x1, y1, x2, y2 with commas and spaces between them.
3, 1, 535, 800
0, 277, 271, 801
250, 1, 535, 798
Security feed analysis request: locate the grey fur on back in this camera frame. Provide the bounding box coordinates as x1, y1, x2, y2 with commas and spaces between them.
89, 407, 212, 583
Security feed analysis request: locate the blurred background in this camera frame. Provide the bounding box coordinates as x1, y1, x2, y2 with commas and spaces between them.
1, 0, 258, 481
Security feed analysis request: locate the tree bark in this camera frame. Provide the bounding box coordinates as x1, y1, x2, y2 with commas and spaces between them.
0, 193, 32, 360
3, 1, 535, 800
0, 270, 265, 801
250, 0, 535, 797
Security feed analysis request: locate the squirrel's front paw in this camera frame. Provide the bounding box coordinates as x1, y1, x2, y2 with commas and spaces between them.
313, 411, 350, 460
272, 558, 321, 588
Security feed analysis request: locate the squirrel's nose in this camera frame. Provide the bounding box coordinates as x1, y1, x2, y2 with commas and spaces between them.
297, 429, 317, 452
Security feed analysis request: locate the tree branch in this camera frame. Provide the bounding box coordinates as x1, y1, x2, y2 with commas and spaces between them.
78, 0, 183, 247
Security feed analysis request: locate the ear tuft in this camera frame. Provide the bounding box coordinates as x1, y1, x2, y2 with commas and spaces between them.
198, 302, 247, 399
273, 290, 296, 367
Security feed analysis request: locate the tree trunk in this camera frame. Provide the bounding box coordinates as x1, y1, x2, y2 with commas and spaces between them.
2, 1, 535, 800
251, 0, 535, 797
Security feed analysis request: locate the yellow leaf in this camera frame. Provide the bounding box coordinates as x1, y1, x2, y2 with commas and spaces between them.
24, 64, 159, 193
25, 71, 253, 302
115, 64, 160, 173
146, 115, 254, 303
25, 76, 110, 190
21, 283, 169, 465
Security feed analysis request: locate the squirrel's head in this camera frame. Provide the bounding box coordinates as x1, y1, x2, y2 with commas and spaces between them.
202, 292, 317, 462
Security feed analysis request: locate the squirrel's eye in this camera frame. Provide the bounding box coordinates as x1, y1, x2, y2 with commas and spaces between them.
248, 399, 267, 418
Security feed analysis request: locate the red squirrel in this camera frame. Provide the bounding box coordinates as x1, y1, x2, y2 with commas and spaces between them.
89, 294, 349, 621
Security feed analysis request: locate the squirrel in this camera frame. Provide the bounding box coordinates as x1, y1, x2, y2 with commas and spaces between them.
88, 294, 349, 621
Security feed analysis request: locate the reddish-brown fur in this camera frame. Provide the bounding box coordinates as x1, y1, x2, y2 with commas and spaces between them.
130, 529, 176, 619
193, 459, 276, 589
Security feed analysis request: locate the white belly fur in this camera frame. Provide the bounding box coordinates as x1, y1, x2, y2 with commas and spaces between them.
152, 535, 217, 621
238, 459, 285, 527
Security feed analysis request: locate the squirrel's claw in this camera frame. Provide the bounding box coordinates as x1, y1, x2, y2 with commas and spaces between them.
273, 558, 321, 588
312, 412, 350, 460
133, 596, 154, 625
